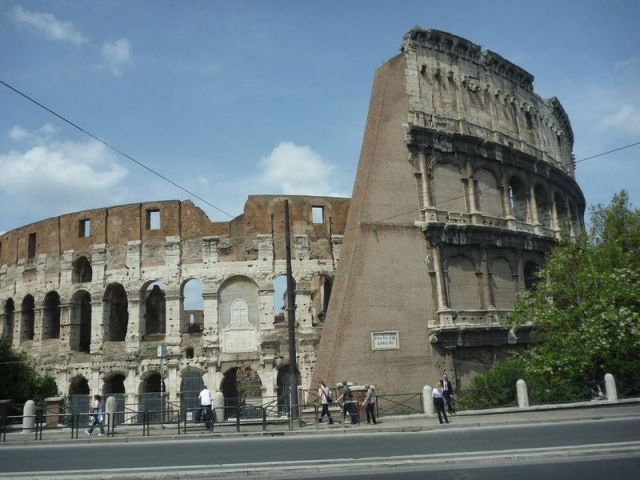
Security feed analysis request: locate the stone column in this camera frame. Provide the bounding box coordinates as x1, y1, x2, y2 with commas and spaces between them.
566, 198, 576, 239
204, 360, 217, 393
32, 306, 45, 348
418, 150, 436, 222
259, 288, 276, 331
466, 161, 480, 217
529, 184, 540, 231
164, 287, 182, 345
58, 303, 72, 347
516, 379, 529, 408
422, 385, 434, 416
432, 244, 447, 311
90, 365, 101, 396
202, 291, 219, 346
480, 247, 494, 310
125, 365, 137, 411
90, 299, 104, 353
550, 193, 561, 238
605, 373, 618, 402
167, 359, 180, 403
126, 296, 142, 352
11, 309, 22, 349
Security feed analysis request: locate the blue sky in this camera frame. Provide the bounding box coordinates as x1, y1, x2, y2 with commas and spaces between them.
1, 0, 639, 233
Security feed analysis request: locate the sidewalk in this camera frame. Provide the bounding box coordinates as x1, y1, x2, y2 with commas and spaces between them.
2, 399, 639, 446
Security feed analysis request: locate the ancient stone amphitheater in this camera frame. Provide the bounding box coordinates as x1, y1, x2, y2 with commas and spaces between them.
1, 27, 585, 408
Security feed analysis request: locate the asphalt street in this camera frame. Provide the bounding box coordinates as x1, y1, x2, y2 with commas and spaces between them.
0, 417, 639, 478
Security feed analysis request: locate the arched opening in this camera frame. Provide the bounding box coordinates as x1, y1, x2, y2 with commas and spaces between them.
446, 256, 481, 310
508, 177, 528, 222
180, 370, 204, 419
71, 291, 92, 353
103, 283, 128, 342
103, 373, 126, 424
3, 298, 14, 342
534, 184, 552, 228
312, 275, 332, 324
220, 367, 239, 416
182, 279, 204, 333
273, 275, 296, 324
277, 365, 301, 416
69, 376, 90, 414
143, 282, 166, 337
43, 291, 61, 340
475, 169, 503, 217
491, 258, 516, 310
72, 256, 92, 283
433, 163, 467, 212
555, 193, 570, 235
21, 295, 35, 341
524, 261, 540, 291
140, 373, 166, 421
220, 366, 263, 419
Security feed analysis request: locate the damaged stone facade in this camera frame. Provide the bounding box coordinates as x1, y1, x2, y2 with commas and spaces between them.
312, 28, 585, 393
0, 195, 348, 409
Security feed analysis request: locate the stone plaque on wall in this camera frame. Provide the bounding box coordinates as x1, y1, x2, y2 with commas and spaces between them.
223, 330, 258, 353
371, 331, 399, 351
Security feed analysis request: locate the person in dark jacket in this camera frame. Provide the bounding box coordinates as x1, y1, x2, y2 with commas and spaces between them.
441, 373, 456, 415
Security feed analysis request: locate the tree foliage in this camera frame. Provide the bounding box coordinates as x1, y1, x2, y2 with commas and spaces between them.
0, 338, 59, 404
460, 191, 640, 408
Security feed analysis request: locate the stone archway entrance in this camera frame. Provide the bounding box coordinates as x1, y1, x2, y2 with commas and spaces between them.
220, 367, 263, 419
68, 376, 90, 414
103, 374, 126, 424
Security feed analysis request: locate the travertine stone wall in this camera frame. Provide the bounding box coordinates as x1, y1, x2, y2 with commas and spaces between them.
0, 195, 348, 408
312, 28, 585, 394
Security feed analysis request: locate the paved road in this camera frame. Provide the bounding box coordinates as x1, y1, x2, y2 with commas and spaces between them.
0, 417, 638, 478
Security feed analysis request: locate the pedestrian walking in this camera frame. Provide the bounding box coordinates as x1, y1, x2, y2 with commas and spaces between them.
198, 385, 213, 430
363, 384, 377, 424
86, 394, 105, 436
441, 373, 456, 415
335, 380, 355, 423
317, 381, 334, 424
432, 382, 449, 424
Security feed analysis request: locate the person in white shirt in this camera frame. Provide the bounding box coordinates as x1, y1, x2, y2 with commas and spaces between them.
198, 386, 212, 430
85, 394, 105, 436
432, 382, 449, 424
317, 381, 334, 424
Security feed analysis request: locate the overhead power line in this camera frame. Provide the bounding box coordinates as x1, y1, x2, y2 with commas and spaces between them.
0, 79, 237, 220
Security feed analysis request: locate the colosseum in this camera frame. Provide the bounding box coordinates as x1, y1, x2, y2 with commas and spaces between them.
0, 196, 348, 412
312, 28, 585, 393
2, 27, 585, 408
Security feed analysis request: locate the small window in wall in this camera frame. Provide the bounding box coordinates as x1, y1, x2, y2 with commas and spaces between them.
312, 206, 324, 224
79, 219, 91, 238
525, 111, 533, 129
28, 233, 36, 259
147, 209, 161, 230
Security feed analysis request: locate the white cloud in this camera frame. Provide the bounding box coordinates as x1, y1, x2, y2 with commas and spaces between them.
8, 123, 58, 143
101, 38, 133, 76
596, 104, 640, 136
260, 141, 346, 196
10, 5, 86, 45
0, 138, 128, 211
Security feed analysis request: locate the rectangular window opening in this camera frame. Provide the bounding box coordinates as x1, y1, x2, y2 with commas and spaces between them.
79, 219, 91, 238
147, 209, 161, 230
312, 206, 325, 224
28, 233, 36, 259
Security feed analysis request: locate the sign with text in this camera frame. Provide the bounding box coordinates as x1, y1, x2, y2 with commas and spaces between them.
371, 331, 399, 350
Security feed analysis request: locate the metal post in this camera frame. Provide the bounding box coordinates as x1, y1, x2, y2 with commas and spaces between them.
160, 344, 165, 423
284, 200, 298, 420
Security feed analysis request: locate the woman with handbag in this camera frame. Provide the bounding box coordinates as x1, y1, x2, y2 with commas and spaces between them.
86, 394, 105, 436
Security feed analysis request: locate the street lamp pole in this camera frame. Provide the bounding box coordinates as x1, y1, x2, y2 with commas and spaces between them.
284, 200, 298, 420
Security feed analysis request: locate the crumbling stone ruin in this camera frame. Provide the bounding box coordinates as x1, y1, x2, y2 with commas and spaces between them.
312, 28, 585, 393
1, 28, 586, 405
0, 196, 348, 411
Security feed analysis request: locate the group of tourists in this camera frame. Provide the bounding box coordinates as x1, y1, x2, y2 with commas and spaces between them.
317, 381, 377, 425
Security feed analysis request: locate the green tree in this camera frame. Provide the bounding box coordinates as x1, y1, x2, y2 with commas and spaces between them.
459, 191, 640, 407
0, 338, 59, 404
509, 191, 640, 402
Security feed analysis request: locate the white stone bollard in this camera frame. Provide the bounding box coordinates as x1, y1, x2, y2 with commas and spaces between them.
105, 396, 117, 428
604, 373, 618, 402
516, 379, 529, 408
23, 400, 36, 430
422, 385, 434, 416
213, 391, 224, 422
